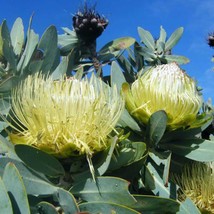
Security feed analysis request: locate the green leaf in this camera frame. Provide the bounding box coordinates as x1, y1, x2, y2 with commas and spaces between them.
134, 42, 144, 70
143, 162, 178, 199
58, 29, 78, 55
0, 76, 19, 93
132, 195, 180, 214
118, 109, 141, 132
177, 197, 201, 214
165, 27, 183, 51
71, 176, 137, 206
99, 37, 135, 54
10, 17, 24, 56
109, 141, 146, 171
0, 177, 13, 214
71, 137, 118, 181
136, 46, 156, 60
37, 25, 59, 73
79, 202, 140, 214
160, 138, 214, 161
1, 20, 17, 71
116, 55, 136, 82
15, 144, 65, 177
146, 110, 167, 147
0, 158, 57, 196
3, 163, 31, 214
111, 61, 126, 91
0, 134, 16, 158
163, 55, 190, 64
55, 188, 80, 214
36, 202, 58, 214
138, 27, 155, 50
17, 29, 39, 74
51, 57, 68, 80
157, 26, 167, 44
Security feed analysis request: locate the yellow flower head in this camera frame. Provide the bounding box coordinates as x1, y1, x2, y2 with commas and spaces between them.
8, 73, 124, 158
175, 162, 214, 213
122, 63, 202, 130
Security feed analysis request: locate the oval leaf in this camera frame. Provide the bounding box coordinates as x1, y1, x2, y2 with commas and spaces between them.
15, 144, 65, 177
71, 176, 137, 206
160, 138, 214, 162
163, 55, 190, 65
0, 177, 13, 214
132, 195, 180, 213
146, 110, 167, 147
36, 202, 58, 214
79, 202, 140, 214
138, 27, 155, 50
165, 27, 183, 51
99, 37, 135, 54
3, 163, 31, 214
55, 188, 80, 214
10, 17, 24, 56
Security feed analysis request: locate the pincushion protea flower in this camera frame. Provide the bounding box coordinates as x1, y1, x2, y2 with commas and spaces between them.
122, 62, 202, 130
174, 162, 214, 213
6, 74, 124, 159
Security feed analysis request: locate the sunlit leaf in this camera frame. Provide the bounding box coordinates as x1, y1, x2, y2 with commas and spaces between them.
138, 27, 155, 50
10, 17, 24, 56
177, 197, 201, 214
165, 27, 183, 51
99, 37, 135, 54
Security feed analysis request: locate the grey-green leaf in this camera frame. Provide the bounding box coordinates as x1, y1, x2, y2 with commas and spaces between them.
56, 188, 80, 214
177, 197, 201, 214
0, 158, 58, 196
163, 55, 190, 64
138, 27, 155, 50
160, 138, 214, 162
0, 177, 13, 214
132, 195, 180, 214
3, 163, 31, 214
146, 110, 167, 147
36, 202, 58, 214
37, 25, 58, 73
79, 202, 140, 214
71, 176, 137, 206
15, 144, 65, 177
111, 61, 126, 91
165, 27, 183, 51
10, 17, 24, 56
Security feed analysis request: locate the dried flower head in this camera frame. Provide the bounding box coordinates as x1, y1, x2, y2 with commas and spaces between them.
122, 63, 202, 130
6, 74, 124, 159
207, 32, 214, 48
73, 3, 108, 44
174, 162, 214, 213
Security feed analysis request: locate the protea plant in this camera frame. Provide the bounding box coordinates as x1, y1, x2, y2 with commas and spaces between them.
122, 62, 202, 130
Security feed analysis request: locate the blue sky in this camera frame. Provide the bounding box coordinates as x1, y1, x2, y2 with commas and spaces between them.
1, 0, 214, 102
